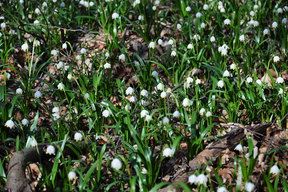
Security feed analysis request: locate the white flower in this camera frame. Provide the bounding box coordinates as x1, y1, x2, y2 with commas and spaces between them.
282, 18, 287, 24
276, 77, 284, 84
16, 88, 23, 94
224, 19, 231, 25
176, 23, 182, 30
67, 74, 73, 80
279, 88, 284, 95
5, 120, 15, 128
196, 12, 202, 18
34, 91, 42, 98
162, 117, 169, 124
187, 44, 193, 49
21, 42, 29, 52
235, 144, 243, 152
119, 54, 126, 61
186, 6, 191, 12
105, 52, 110, 58
140, 89, 148, 97
182, 98, 191, 107
57, 83, 64, 90
141, 110, 149, 118
270, 164, 280, 175
218, 44, 229, 55
193, 34, 200, 41
125, 104, 131, 111
157, 39, 163, 45
246, 77, 253, 84
56, 61, 64, 69
163, 148, 173, 157
68, 171, 76, 180
173, 111, 180, 118
112, 12, 119, 19
200, 23, 206, 28
188, 174, 197, 184
30, 138, 37, 147
34, 40, 40, 47
256, 79, 262, 85
62, 43, 67, 49
223, 70, 230, 77
84, 93, 90, 99
156, 83, 165, 91
195, 79, 201, 85
76, 55, 82, 60
160, 91, 167, 98
141, 167, 147, 174
199, 108, 206, 116
34, 20, 40, 25
46, 145, 56, 155
145, 115, 152, 121
272, 21, 278, 28
35, 8, 41, 14
148, 42, 156, 49
250, 11, 255, 17
273, 56, 280, 63
152, 71, 158, 77
111, 158, 122, 170
1, 22, 6, 29
42, 2, 48, 7
138, 15, 144, 21
196, 174, 208, 186
263, 29, 269, 35
217, 187, 228, 192
154, 0, 160, 5
210, 36, 216, 42
53, 113, 60, 120
102, 110, 111, 117
21, 118, 29, 126
203, 4, 209, 10
52, 107, 60, 114
133, 0, 140, 7
277, 8, 283, 13
245, 182, 255, 192
104, 63, 111, 69
239, 34, 245, 42
51, 49, 59, 56
253, 5, 259, 10
171, 50, 177, 57
80, 48, 86, 54
205, 111, 212, 117
74, 132, 83, 141
167, 39, 174, 45
217, 80, 224, 88
125, 87, 134, 95
128, 96, 137, 103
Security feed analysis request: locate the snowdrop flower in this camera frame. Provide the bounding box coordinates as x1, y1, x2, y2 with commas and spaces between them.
203, 4, 209, 10
195, 79, 201, 85
46, 145, 56, 155
57, 83, 65, 90
173, 110, 180, 118
104, 62, 111, 69
141, 167, 147, 174
33, 40, 40, 47
217, 80, 224, 88
217, 187, 228, 192
125, 87, 134, 95
160, 91, 167, 98
182, 98, 191, 107
171, 50, 177, 57
196, 12, 202, 18
224, 19, 231, 25
196, 174, 208, 186
262, 29, 269, 37
145, 115, 152, 121
119, 54, 125, 61
128, 96, 137, 103
84, 93, 90, 99
62, 43, 67, 49
282, 18, 287, 24
210, 36, 216, 42
186, 77, 193, 84
156, 83, 165, 91
152, 6, 156, 10
218, 44, 229, 56
56, 61, 64, 69
53, 113, 60, 120
278, 88, 284, 95
188, 174, 197, 184
199, 108, 206, 116
140, 110, 149, 118
152, 71, 158, 77
167, 39, 174, 45
76, 55, 82, 60
162, 117, 169, 124
51, 49, 59, 56
223, 70, 230, 77
245, 182, 255, 192
21, 42, 29, 52
272, 21, 278, 28
35, 8, 41, 14
67, 74, 73, 80
253, 5, 259, 10
5, 120, 15, 128
246, 77, 253, 84
1, 22, 6, 29
112, 12, 119, 19
102, 110, 111, 118
68, 171, 76, 180
235, 144, 243, 152
34, 20, 40, 25
256, 79, 262, 85
34, 91, 42, 98
239, 34, 245, 42
176, 23, 182, 30
230, 63, 236, 70
148, 41, 156, 49
74, 132, 83, 141
105, 52, 110, 58
249, 11, 255, 17
16, 88, 23, 94
277, 8, 283, 13
273, 56, 280, 63
138, 15, 144, 21
193, 34, 200, 41
42, 2, 48, 8
140, 89, 148, 97
21, 118, 29, 126
186, 6, 191, 12
111, 158, 122, 170
200, 23, 206, 29
52, 107, 60, 113
163, 148, 173, 157
187, 43, 193, 49
270, 164, 280, 175
205, 111, 212, 117
157, 39, 163, 45
80, 48, 87, 54
276, 77, 284, 84
133, 0, 140, 7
